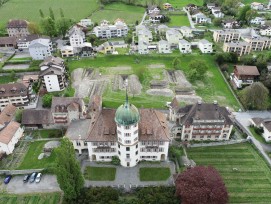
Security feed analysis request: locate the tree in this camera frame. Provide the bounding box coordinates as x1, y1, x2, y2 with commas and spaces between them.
42, 94, 53, 108
57, 18, 73, 37
28, 22, 40, 34
220, 64, 229, 72
54, 138, 84, 202
40, 17, 57, 37
187, 60, 208, 81
49, 7, 55, 20
213, 18, 222, 27
172, 57, 181, 70
239, 82, 269, 110
245, 10, 257, 24
39, 9, 44, 18
175, 166, 228, 204
15, 109, 22, 123
78, 187, 119, 203
222, 0, 240, 16
9, 70, 16, 81
238, 5, 250, 22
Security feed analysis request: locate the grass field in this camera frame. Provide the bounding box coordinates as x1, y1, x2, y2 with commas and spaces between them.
139, 167, 171, 181
91, 3, 145, 25
29, 129, 63, 139
242, 0, 267, 4
167, 14, 190, 27
187, 143, 271, 203
84, 166, 116, 181
0, 0, 99, 28
167, 0, 203, 8
0, 193, 61, 204
17, 141, 56, 170
0, 76, 16, 84
68, 54, 240, 110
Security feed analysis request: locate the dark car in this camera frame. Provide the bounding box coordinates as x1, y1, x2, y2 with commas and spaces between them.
29, 172, 37, 183
4, 175, 12, 184
23, 174, 30, 183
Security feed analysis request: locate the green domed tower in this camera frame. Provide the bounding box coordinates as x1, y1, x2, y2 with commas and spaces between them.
115, 93, 140, 126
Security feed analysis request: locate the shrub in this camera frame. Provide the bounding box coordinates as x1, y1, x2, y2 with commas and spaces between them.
111, 156, 120, 165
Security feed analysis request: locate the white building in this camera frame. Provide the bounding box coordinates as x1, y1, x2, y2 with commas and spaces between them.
69, 26, 86, 48
39, 56, 67, 92
179, 39, 192, 53
138, 41, 149, 54
198, 39, 213, 53
212, 7, 224, 18
16, 34, 40, 50
250, 118, 271, 142
79, 19, 93, 27
166, 29, 183, 48
179, 26, 193, 38
251, 2, 264, 10
250, 17, 265, 25
6, 19, 29, 37
158, 40, 171, 54
260, 26, 271, 36
61, 46, 74, 57
93, 19, 128, 38
138, 28, 153, 43
66, 96, 170, 167
193, 13, 211, 24
29, 38, 52, 60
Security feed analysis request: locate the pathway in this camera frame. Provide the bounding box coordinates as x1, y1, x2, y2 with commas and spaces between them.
82, 161, 175, 191
140, 12, 147, 25
183, 7, 195, 28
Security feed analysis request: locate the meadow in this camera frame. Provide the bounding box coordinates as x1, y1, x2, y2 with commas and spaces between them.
0, 193, 61, 204
68, 54, 240, 110
167, 14, 190, 27
187, 143, 271, 203
0, 0, 99, 28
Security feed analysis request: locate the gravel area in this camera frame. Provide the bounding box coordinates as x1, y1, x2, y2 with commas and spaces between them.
3, 64, 30, 70
146, 89, 174, 97
175, 95, 202, 104
128, 74, 142, 95
148, 64, 165, 69
110, 66, 132, 72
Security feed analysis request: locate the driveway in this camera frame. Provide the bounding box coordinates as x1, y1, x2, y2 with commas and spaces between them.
0, 175, 61, 194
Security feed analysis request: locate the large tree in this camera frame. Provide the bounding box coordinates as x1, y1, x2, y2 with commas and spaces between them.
176, 166, 228, 204
40, 17, 57, 37
240, 82, 269, 110
187, 60, 208, 81
54, 138, 84, 202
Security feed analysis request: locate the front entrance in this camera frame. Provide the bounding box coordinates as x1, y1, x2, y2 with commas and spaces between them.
161, 154, 165, 161
92, 154, 96, 161
127, 162, 130, 167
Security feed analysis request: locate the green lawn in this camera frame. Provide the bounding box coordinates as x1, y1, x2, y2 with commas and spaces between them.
139, 167, 171, 181
242, 0, 267, 4
0, 193, 61, 204
84, 166, 116, 181
91, 3, 145, 25
0, 76, 16, 84
17, 141, 57, 169
0, 0, 99, 29
167, 0, 203, 8
249, 127, 271, 144
68, 54, 240, 110
29, 129, 63, 139
187, 143, 271, 203
167, 14, 190, 27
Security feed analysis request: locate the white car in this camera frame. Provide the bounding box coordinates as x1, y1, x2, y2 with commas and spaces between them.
35, 173, 42, 183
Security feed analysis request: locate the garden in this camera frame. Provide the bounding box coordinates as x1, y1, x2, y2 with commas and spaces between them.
84, 166, 116, 181
187, 143, 271, 203
139, 167, 171, 181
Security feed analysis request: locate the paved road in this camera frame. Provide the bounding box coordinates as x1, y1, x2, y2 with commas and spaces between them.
140, 12, 147, 25
0, 175, 61, 194
183, 7, 195, 28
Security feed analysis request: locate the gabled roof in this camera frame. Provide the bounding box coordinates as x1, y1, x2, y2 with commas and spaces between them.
234, 65, 260, 76
39, 67, 65, 76
0, 37, 17, 46
22, 109, 53, 125
0, 83, 28, 97
0, 121, 21, 144
51, 97, 84, 113
17, 34, 40, 43
0, 104, 16, 126
7, 19, 28, 28
40, 56, 64, 67
29, 38, 51, 48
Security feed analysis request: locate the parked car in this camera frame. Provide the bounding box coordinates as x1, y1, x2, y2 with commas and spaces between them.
4, 175, 12, 184
29, 172, 37, 183
35, 173, 42, 183
23, 174, 30, 183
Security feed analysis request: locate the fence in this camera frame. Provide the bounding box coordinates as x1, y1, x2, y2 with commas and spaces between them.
0, 169, 44, 175
189, 139, 247, 148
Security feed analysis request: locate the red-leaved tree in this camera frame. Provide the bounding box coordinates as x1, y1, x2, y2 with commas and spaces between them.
175, 166, 228, 204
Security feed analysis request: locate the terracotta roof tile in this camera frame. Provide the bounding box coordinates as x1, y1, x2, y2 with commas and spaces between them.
0, 121, 21, 144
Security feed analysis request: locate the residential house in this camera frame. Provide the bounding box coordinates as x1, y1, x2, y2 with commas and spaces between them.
78, 19, 93, 27
6, 19, 29, 37
185, 4, 198, 13
80, 42, 94, 57
158, 40, 171, 54
0, 104, 16, 129
243, 36, 271, 51
138, 27, 153, 43
231, 65, 260, 88
212, 7, 224, 18
180, 26, 193, 38
260, 26, 271, 36
193, 13, 211, 24
0, 83, 35, 110
29, 38, 53, 60
147, 5, 160, 14
166, 29, 183, 48
163, 3, 172, 10
39, 56, 67, 92
16, 34, 40, 50
149, 13, 165, 23
138, 41, 149, 54
268, 0, 271, 10
157, 24, 169, 34
93, 19, 128, 38
61, 46, 74, 57
22, 75, 39, 86
96, 41, 114, 54
250, 17, 265, 25
250, 118, 271, 142
207, 3, 217, 10
213, 30, 241, 43
22, 109, 53, 129
178, 39, 192, 53
51, 97, 86, 126
0, 37, 17, 49
223, 41, 251, 56
169, 100, 233, 141
66, 96, 170, 167
69, 26, 86, 48
251, 2, 264, 10
222, 19, 240, 29
198, 39, 213, 53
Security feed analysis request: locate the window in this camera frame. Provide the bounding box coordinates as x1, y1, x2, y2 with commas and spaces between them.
110, 142, 115, 146
125, 140, 131, 144
134, 137, 138, 142
118, 137, 122, 142
136, 144, 138, 148
125, 133, 131, 137
126, 154, 130, 159
117, 130, 121, 135
118, 151, 121, 155
126, 147, 130, 151
136, 151, 138, 155
84, 142, 88, 146
118, 144, 120, 148
76, 141, 81, 146
134, 130, 138, 134
125, 126, 130, 130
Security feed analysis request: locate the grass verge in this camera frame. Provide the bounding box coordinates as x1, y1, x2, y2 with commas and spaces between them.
84, 166, 116, 181
139, 167, 171, 181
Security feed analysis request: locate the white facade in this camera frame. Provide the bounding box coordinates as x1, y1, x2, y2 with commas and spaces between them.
250, 17, 265, 25
251, 2, 264, 10
166, 29, 183, 48
158, 40, 171, 53
29, 38, 52, 60
260, 27, 271, 36
262, 125, 271, 142
138, 41, 149, 54
0, 125, 24, 155
69, 27, 86, 48
194, 13, 211, 24
179, 39, 192, 53
79, 19, 93, 27
180, 26, 193, 38
43, 75, 63, 92
93, 20, 128, 38
138, 29, 153, 43
198, 39, 213, 53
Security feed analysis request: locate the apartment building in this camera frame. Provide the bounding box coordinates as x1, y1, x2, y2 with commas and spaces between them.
166, 29, 183, 48
213, 30, 241, 43
178, 39, 192, 53
6, 19, 29, 37
231, 65, 260, 88
69, 26, 86, 48
223, 41, 251, 56
243, 36, 271, 51
93, 19, 128, 38
29, 38, 53, 60
198, 39, 213, 53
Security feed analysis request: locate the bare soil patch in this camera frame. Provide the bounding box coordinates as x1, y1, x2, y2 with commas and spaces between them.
148, 64, 165, 69
146, 88, 174, 97
175, 95, 202, 104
